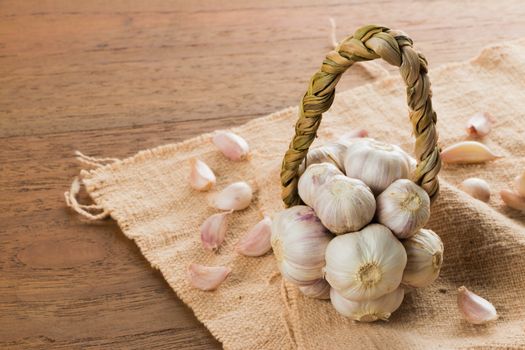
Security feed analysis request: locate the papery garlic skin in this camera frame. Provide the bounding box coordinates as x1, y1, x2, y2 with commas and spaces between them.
189, 158, 216, 191
500, 189, 525, 212
299, 279, 331, 300
344, 139, 411, 194
441, 141, 501, 164
298, 163, 343, 207
514, 172, 525, 197
209, 182, 253, 211
271, 206, 332, 285
376, 179, 431, 239
457, 286, 498, 324
466, 112, 492, 138
325, 224, 407, 301
330, 287, 404, 322
460, 178, 491, 202
236, 216, 272, 257
402, 229, 444, 288
298, 143, 347, 175
200, 211, 231, 250
212, 131, 250, 161
314, 175, 376, 234
187, 263, 231, 291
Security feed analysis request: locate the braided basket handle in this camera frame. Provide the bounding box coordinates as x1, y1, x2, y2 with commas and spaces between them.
280, 25, 441, 207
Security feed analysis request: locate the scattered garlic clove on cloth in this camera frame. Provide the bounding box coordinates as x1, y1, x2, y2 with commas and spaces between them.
441, 141, 501, 164
500, 189, 525, 212
457, 286, 498, 324
189, 158, 216, 191
200, 211, 231, 250
209, 181, 253, 211
212, 131, 250, 161
466, 112, 492, 138
514, 171, 525, 197
459, 178, 491, 202
236, 216, 272, 257
187, 263, 231, 291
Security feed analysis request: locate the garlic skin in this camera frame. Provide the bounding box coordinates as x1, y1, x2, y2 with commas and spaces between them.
500, 189, 525, 212
187, 263, 231, 291
299, 279, 331, 300
376, 179, 431, 239
325, 224, 407, 301
466, 112, 492, 138
236, 216, 272, 257
460, 178, 490, 202
314, 175, 376, 234
457, 286, 498, 324
514, 172, 525, 197
189, 158, 216, 191
298, 143, 347, 175
200, 211, 231, 250
209, 182, 253, 211
441, 141, 501, 164
330, 287, 404, 322
402, 229, 444, 288
212, 131, 250, 161
344, 139, 412, 194
271, 206, 332, 286
298, 163, 343, 207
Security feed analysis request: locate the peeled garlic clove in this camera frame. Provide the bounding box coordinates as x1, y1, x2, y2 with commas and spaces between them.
402, 229, 444, 288
299, 279, 331, 300
212, 131, 250, 161
325, 224, 407, 301
209, 181, 253, 211
441, 141, 501, 164
271, 206, 332, 286
314, 175, 376, 234
376, 179, 431, 239
200, 211, 231, 250
298, 163, 343, 207
457, 286, 498, 324
189, 158, 216, 191
236, 216, 272, 257
514, 172, 525, 197
500, 189, 525, 212
330, 287, 404, 322
459, 178, 490, 202
187, 263, 231, 291
298, 143, 346, 175
466, 112, 492, 138
344, 138, 411, 194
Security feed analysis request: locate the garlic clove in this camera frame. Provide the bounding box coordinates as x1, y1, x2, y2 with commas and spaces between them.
187, 263, 231, 291
189, 158, 216, 191
514, 172, 525, 197
500, 189, 525, 212
298, 143, 347, 175
441, 141, 501, 164
402, 229, 444, 288
209, 181, 253, 211
466, 112, 492, 138
298, 163, 343, 207
330, 287, 404, 322
200, 211, 231, 250
459, 178, 491, 202
457, 286, 498, 324
236, 216, 272, 257
212, 131, 250, 161
299, 279, 331, 300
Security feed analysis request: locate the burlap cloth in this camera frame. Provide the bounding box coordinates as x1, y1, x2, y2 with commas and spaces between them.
73, 40, 525, 349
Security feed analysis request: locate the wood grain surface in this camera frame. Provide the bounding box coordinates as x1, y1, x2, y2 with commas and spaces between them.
1, 0, 524, 348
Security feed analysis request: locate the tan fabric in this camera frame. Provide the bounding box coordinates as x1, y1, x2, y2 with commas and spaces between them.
78, 40, 525, 349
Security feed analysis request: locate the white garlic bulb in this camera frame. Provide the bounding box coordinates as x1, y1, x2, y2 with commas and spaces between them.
376, 179, 431, 239
460, 178, 491, 202
298, 143, 347, 175
298, 163, 342, 207
313, 175, 375, 234
271, 206, 332, 285
344, 139, 412, 194
209, 181, 253, 211
325, 224, 407, 301
402, 229, 444, 288
299, 279, 331, 300
330, 287, 404, 322
457, 286, 498, 324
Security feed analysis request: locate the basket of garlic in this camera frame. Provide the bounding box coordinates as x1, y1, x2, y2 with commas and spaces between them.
270, 24, 444, 322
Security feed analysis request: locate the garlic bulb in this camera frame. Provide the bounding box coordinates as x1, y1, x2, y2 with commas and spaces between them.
299, 279, 331, 300
200, 211, 231, 250
402, 229, 444, 288
189, 158, 216, 191
271, 206, 332, 285
376, 179, 431, 239
298, 163, 342, 207
212, 131, 250, 161
466, 112, 492, 138
460, 178, 491, 202
187, 263, 231, 291
514, 171, 525, 197
325, 224, 407, 301
330, 287, 404, 322
344, 139, 411, 194
314, 175, 376, 234
298, 143, 347, 175
441, 141, 501, 164
236, 216, 272, 257
457, 286, 498, 324
209, 181, 253, 211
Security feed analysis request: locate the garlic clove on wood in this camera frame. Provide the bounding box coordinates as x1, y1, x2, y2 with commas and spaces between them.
500, 189, 525, 212
376, 179, 431, 239
236, 216, 272, 257
441, 141, 501, 164
212, 131, 250, 161
189, 158, 216, 191
514, 172, 525, 197
299, 279, 331, 300
298, 163, 343, 207
298, 143, 347, 175
466, 112, 492, 138
200, 211, 231, 250
187, 263, 231, 291
402, 229, 444, 288
330, 287, 404, 322
459, 178, 491, 202
209, 181, 253, 211
325, 224, 407, 301
457, 286, 498, 324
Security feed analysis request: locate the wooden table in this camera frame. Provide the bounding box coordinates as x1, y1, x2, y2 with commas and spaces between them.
2, 1, 524, 348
